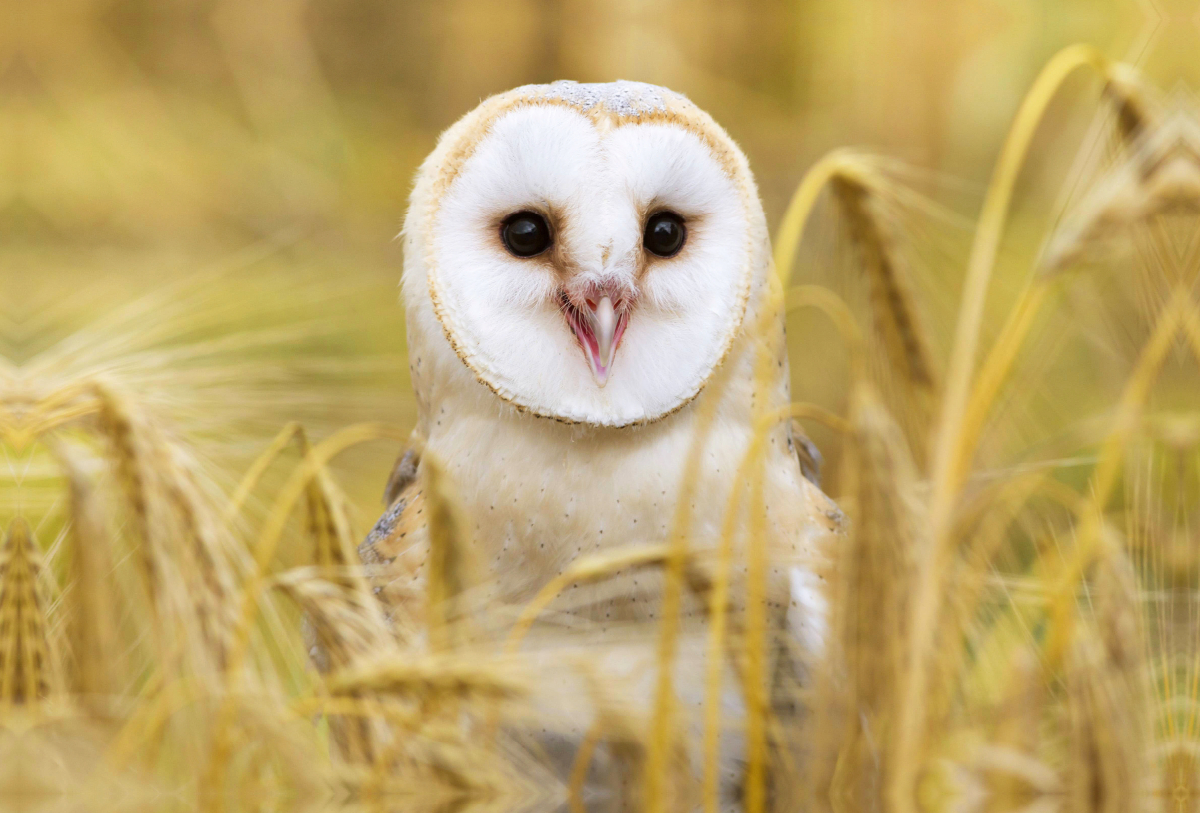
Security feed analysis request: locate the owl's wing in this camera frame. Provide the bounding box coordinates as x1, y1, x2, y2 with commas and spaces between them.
777, 417, 844, 691
359, 455, 429, 639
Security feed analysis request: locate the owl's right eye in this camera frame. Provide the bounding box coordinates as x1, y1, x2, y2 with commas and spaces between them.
501, 212, 552, 257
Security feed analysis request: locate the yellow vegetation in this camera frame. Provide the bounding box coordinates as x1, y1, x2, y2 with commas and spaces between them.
2, 19, 1199, 813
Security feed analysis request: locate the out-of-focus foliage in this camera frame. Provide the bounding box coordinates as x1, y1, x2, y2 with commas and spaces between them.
0, 0, 1167, 506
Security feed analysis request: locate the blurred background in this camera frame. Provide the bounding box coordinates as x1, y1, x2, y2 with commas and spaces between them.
2, 0, 1188, 518
4, 6, 1200, 807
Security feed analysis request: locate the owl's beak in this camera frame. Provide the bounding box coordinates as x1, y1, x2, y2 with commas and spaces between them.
574, 294, 626, 387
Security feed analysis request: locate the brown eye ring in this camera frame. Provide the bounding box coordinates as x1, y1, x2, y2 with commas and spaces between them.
501, 211, 552, 257
643, 211, 686, 258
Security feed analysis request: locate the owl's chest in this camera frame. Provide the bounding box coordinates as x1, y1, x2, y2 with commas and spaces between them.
424, 407, 757, 602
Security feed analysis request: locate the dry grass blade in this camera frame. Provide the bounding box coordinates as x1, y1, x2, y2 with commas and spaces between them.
223, 420, 306, 521
0, 518, 63, 707
505, 544, 671, 658
235, 422, 365, 586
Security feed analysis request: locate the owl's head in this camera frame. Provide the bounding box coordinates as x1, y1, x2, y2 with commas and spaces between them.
405, 81, 768, 427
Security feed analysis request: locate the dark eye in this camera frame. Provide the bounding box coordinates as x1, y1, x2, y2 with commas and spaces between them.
643, 212, 686, 257
501, 211, 552, 257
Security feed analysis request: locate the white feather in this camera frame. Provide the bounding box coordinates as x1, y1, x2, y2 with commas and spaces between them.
423, 103, 752, 426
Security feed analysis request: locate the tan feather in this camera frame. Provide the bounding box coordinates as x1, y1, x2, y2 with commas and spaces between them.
359, 479, 428, 641
382, 447, 421, 508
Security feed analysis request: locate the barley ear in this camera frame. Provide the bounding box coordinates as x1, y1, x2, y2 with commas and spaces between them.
980, 648, 1050, 807
1091, 529, 1145, 687
274, 567, 396, 765
0, 518, 63, 707
90, 382, 158, 603
1041, 112, 1200, 275
154, 442, 237, 669
841, 381, 919, 706
831, 172, 940, 398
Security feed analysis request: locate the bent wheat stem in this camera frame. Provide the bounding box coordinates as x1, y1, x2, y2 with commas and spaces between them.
775, 149, 872, 286
223, 421, 305, 521
786, 284, 867, 383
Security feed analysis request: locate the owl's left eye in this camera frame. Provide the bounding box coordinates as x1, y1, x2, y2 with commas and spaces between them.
501, 212, 552, 257
643, 212, 686, 258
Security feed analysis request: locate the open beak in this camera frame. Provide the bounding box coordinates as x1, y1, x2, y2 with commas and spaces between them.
567, 294, 628, 387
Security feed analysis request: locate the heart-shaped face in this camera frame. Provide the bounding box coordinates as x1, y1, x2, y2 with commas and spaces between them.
420, 84, 757, 427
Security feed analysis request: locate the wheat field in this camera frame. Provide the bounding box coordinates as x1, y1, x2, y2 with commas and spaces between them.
4, 3, 1200, 812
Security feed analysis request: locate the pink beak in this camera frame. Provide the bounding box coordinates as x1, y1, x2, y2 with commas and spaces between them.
567, 294, 629, 387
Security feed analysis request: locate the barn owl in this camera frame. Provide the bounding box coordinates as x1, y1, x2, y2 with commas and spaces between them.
359, 79, 841, 791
